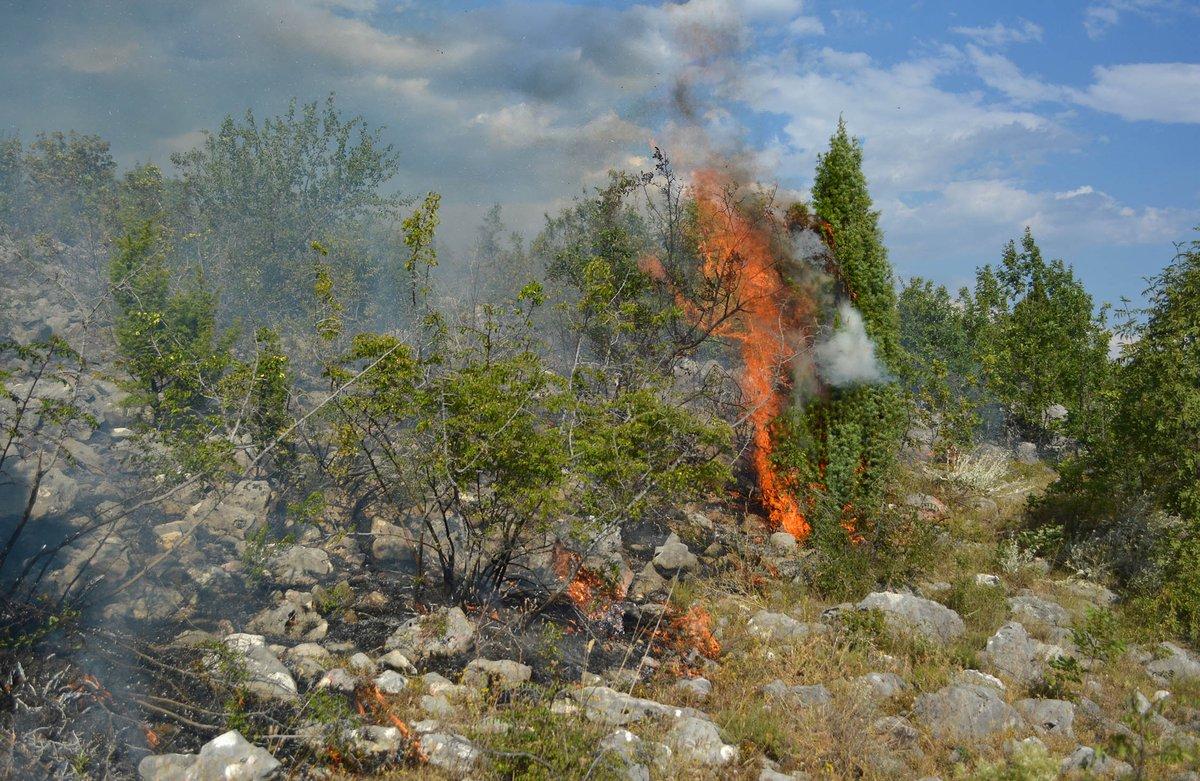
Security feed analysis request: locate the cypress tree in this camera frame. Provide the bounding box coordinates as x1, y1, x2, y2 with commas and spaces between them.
812, 118, 902, 370
777, 119, 905, 542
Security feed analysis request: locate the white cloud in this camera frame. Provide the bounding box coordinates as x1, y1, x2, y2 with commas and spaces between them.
788, 16, 826, 36
965, 46, 1068, 104
251, 0, 476, 71
1074, 63, 1200, 123
739, 47, 1060, 193
951, 19, 1043, 47
59, 42, 140, 74
1082, 0, 1195, 39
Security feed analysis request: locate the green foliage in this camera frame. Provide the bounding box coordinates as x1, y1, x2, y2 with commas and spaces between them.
806, 502, 940, 600
171, 95, 402, 323
478, 701, 620, 781
781, 120, 906, 537
400, 191, 440, 306
899, 277, 990, 462
969, 742, 1058, 781
108, 216, 227, 421
1071, 607, 1127, 663
942, 577, 1010, 635
1032, 235, 1200, 641
326, 178, 731, 602
0, 131, 116, 245
812, 118, 901, 370
969, 228, 1112, 444
469, 204, 538, 304
218, 327, 293, 466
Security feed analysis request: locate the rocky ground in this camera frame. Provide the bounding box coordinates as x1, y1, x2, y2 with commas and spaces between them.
4, 239, 1200, 779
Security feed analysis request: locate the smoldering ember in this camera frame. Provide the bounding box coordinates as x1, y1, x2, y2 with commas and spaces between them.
2, 3, 1200, 780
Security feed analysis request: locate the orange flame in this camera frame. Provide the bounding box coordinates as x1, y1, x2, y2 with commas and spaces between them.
552, 546, 626, 621
690, 169, 812, 540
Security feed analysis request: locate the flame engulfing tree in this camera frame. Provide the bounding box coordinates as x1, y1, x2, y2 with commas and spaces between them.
774, 120, 906, 544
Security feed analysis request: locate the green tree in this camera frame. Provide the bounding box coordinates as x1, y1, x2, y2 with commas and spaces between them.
812, 118, 901, 370
172, 95, 402, 323
779, 120, 906, 541
970, 228, 1112, 444
0, 131, 116, 249
898, 277, 990, 463
107, 215, 226, 425
469, 204, 537, 305
1032, 234, 1200, 640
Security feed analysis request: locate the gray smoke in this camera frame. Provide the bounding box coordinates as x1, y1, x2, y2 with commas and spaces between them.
815, 302, 888, 387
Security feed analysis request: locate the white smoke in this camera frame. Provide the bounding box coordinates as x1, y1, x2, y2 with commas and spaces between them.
815, 302, 888, 387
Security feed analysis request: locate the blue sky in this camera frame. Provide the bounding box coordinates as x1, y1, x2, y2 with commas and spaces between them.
1, 0, 1198, 306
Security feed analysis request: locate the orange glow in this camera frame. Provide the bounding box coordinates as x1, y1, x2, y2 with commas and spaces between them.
552, 546, 626, 620
690, 169, 812, 540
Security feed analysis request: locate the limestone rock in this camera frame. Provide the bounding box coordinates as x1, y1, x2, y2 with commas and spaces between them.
267, 545, 331, 587
913, 684, 1019, 741
1016, 698, 1075, 738
211, 635, 297, 702
857, 592, 966, 643
748, 611, 829, 643
1147, 642, 1200, 684
461, 658, 532, 690
1009, 595, 1071, 627
420, 733, 480, 774
651, 534, 698, 578
981, 622, 1066, 686
138, 730, 281, 781
762, 680, 832, 707
665, 717, 738, 767
385, 607, 476, 661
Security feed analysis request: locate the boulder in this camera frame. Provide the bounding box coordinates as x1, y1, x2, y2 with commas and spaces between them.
981, 622, 1066, 686
597, 729, 672, 780
1016, 441, 1039, 464
369, 517, 418, 572
956, 669, 1005, 691
1015, 698, 1075, 738
854, 672, 908, 701
211, 635, 297, 702
913, 684, 1019, 741
345, 725, 405, 758
378, 650, 418, 674
571, 686, 696, 726
283, 643, 332, 680
872, 716, 920, 749
138, 730, 281, 781
762, 680, 832, 707
385, 607, 476, 661
651, 534, 698, 578
461, 658, 532, 690
246, 596, 327, 641
1058, 579, 1117, 606
31, 468, 80, 520
748, 611, 829, 643
1008, 595, 1071, 627
857, 592, 966, 643
185, 481, 272, 540
666, 717, 738, 767
374, 670, 409, 694
316, 668, 357, 693
675, 677, 712, 701
267, 546, 331, 587
420, 733, 480, 774
1059, 746, 1133, 777
1147, 642, 1200, 684
768, 532, 797, 552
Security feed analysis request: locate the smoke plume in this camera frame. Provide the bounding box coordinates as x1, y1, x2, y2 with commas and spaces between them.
815, 302, 888, 387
